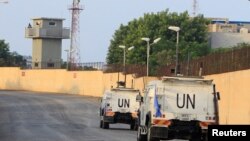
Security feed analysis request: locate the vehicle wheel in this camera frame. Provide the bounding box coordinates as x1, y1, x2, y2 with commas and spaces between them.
103, 121, 109, 129
134, 124, 138, 130
100, 119, 103, 128
189, 135, 201, 141
130, 122, 135, 130
137, 126, 147, 141
147, 126, 159, 141
201, 133, 208, 141
134, 119, 139, 130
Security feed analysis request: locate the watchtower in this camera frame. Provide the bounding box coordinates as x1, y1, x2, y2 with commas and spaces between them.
25, 17, 70, 69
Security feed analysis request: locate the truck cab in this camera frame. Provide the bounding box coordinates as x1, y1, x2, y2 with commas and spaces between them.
137, 76, 220, 141
100, 86, 141, 130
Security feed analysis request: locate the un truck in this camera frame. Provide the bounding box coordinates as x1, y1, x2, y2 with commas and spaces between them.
100, 87, 141, 130
137, 77, 220, 141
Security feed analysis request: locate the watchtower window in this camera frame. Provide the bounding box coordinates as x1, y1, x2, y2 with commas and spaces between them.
34, 62, 39, 67
49, 22, 56, 26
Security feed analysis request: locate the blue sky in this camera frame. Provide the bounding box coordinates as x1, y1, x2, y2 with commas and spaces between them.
0, 0, 250, 62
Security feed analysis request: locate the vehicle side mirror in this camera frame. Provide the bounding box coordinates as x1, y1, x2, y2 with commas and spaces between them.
216, 92, 220, 101
136, 94, 143, 103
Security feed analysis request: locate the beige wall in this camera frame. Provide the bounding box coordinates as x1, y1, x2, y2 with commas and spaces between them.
0, 68, 21, 90
205, 70, 250, 124
209, 32, 250, 48
0, 68, 158, 97
17, 69, 104, 97
0, 67, 249, 124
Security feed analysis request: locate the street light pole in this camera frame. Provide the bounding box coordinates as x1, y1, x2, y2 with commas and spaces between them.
118, 45, 134, 86
176, 30, 179, 75
146, 41, 150, 77
168, 26, 180, 76
141, 37, 161, 77
118, 45, 126, 73
123, 47, 126, 72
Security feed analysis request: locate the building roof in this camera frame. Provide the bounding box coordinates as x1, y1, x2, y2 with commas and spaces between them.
32, 17, 65, 21
207, 17, 250, 25
228, 21, 250, 24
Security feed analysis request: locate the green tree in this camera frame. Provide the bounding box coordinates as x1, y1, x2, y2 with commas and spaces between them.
0, 40, 10, 66
106, 10, 210, 75
8, 51, 27, 67
0, 40, 26, 67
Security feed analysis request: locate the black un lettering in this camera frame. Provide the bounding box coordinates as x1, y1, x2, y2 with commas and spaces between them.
118, 99, 130, 108
177, 94, 195, 109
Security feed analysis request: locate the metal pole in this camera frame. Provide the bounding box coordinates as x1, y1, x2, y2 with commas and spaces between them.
123, 48, 126, 72
187, 51, 190, 76
117, 72, 120, 88
64, 50, 69, 70
124, 48, 126, 86
147, 41, 150, 77
67, 51, 69, 70
175, 31, 179, 76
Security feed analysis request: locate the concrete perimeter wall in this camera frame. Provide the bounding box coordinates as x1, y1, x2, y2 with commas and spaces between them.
0, 67, 249, 124
0, 68, 157, 97
205, 70, 250, 124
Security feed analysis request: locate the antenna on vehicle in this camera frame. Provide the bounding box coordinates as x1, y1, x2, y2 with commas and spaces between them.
117, 72, 120, 88
131, 79, 134, 89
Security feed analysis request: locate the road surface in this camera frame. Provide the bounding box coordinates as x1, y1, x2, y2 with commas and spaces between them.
0, 91, 184, 141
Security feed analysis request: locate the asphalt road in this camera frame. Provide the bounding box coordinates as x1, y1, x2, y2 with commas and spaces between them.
0, 91, 185, 141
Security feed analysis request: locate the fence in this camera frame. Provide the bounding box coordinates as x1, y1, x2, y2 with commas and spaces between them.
157, 47, 250, 76
103, 64, 147, 77
19, 61, 105, 71
4, 47, 250, 76
106, 46, 250, 77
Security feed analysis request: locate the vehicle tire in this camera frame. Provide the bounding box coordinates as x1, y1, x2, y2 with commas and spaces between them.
147, 125, 159, 141
100, 119, 103, 128
189, 135, 201, 141
134, 124, 138, 130
137, 126, 147, 141
130, 122, 135, 130
99, 108, 104, 128
134, 118, 139, 130
103, 121, 109, 129
201, 133, 208, 141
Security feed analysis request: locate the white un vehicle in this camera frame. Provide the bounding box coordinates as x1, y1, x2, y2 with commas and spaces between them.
137, 76, 220, 141
100, 86, 141, 130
